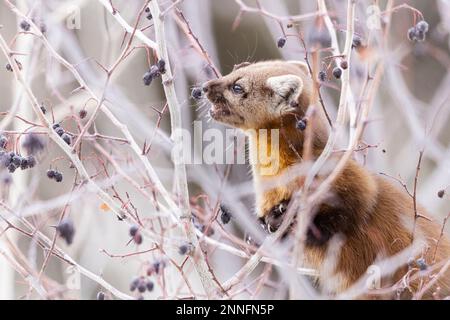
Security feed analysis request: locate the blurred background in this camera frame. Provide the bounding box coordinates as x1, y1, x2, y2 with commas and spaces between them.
0, 0, 449, 299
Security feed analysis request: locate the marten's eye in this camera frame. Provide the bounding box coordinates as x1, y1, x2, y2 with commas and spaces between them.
231, 84, 244, 95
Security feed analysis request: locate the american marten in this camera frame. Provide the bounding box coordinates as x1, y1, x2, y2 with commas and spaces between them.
203, 60, 450, 299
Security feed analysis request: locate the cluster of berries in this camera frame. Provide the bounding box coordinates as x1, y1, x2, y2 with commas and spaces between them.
143, 60, 166, 86
0, 151, 36, 173
56, 218, 75, 245
129, 225, 143, 245
130, 276, 155, 295
52, 123, 72, 145
47, 169, 63, 182
407, 21, 429, 42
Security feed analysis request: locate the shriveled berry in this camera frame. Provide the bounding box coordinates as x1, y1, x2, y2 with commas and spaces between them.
191, 87, 203, 100
143, 71, 153, 86
340, 60, 348, 70
5, 63, 12, 72
27, 155, 36, 168
146, 13, 153, 20
7, 163, 17, 173
333, 67, 342, 79
20, 157, 29, 170
318, 70, 327, 82
416, 30, 426, 42
157, 59, 166, 74
96, 291, 105, 300
437, 190, 445, 198
56, 218, 75, 245
220, 204, 231, 224
277, 37, 286, 48
55, 127, 64, 136
416, 21, 429, 33
12, 155, 22, 166
0, 135, 7, 149
47, 169, 56, 179
79, 109, 87, 119
178, 244, 193, 255
145, 7, 150, 13
20, 20, 31, 31
52, 123, 60, 130
54, 171, 63, 182
61, 133, 72, 145
129, 225, 139, 237
407, 27, 417, 41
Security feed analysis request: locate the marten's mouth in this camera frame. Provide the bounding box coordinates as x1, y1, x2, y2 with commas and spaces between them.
209, 103, 231, 120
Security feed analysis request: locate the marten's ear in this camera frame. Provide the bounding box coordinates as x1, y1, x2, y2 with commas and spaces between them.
233, 62, 251, 71
266, 74, 303, 101
287, 60, 309, 75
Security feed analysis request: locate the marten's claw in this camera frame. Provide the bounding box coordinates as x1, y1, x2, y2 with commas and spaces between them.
261, 199, 290, 234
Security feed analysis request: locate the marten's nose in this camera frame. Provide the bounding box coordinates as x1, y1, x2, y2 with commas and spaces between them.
202, 79, 220, 93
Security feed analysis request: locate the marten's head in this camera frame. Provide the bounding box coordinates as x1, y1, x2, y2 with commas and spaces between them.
203, 60, 313, 130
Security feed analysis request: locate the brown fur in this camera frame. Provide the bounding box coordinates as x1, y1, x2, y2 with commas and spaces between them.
203, 60, 450, 299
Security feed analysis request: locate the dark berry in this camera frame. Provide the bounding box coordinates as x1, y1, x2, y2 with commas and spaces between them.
7, 163, 17, 173
0, 135, 7, 149
27, 155, 36, 168
352, 35, 362, 48
340, 60, 348, 70
416, 21, 429, 33
416, 258, 427, 271
191, 87, 203, 100
407, 27, 417, 41
133, 233, 143, 245
157, 59, 166, 74
142, 65, 161, 86
96, 291, 105, 300
332, 67, 342, 79
130, 277, 140, 292
5, 63, 12, 72
47, 169, 56, 179
20, 20, 31, 31
145, 7, 150, 13
277, 37, 286, 48
318, 70, 327, 82
416, 30, 426, 42
146, 280, 154, 292
39, 23, 47, 34
178, 244, 192, 255
56, 218, 75, 245
220, 204, 231, 224
12, 155, 22, 166
55, 127, 64, 136
137, 281, 146, 293
20, 157, 29, 170
52, 123, 60, 130
437, 190, 445, 198
61, 133, 72, 145
129, 225, 139, 237
79, 109, 87, 119
54, 171, 63, 182
146, 13, 153, 20
296, 119, 307, 131
40, 104, 46, 114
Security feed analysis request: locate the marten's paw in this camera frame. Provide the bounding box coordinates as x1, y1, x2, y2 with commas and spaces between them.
259, 199, 292, 234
